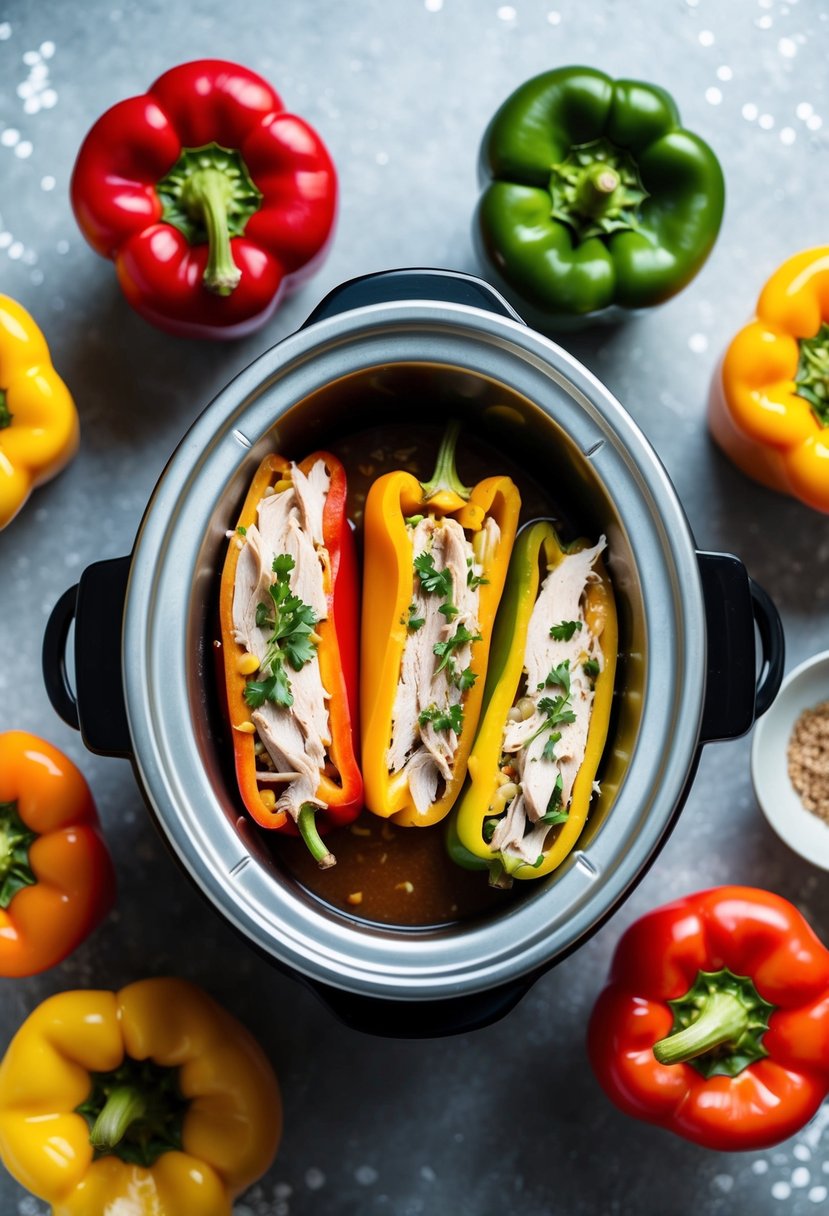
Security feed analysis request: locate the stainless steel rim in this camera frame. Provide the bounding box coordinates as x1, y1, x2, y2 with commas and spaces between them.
123, 300, 705, 1001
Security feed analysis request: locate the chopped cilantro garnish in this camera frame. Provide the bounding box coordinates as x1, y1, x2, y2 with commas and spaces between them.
540, 775, 569, 825
456, 665, 477, 692
537, 694, 576, 728
413, 552, 454, 598
248, 553, 319, 708
439, 601, 459, 620
583, 658, 600, 679
542, 730, 561, 761
418, 702, 464, 734
405, 514, 425, 527
236, 525, 247, 536
467, 570, 489, 590
406, 603, 425, 631
537, 659, 571, 694
434, 624, 482, 674
550, 620, 582, 642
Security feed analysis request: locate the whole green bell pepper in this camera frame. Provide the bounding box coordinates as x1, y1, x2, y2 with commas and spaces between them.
474, 67, 725, 329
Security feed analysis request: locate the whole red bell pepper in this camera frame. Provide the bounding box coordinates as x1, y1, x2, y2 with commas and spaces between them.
588, 886, 829, 1150
0, 731, 115, 977
71, 60, 337, 340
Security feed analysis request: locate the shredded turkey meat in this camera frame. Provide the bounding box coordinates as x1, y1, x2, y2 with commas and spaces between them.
386, 514, 499, 814
490, 538, 606, 865
231, 460, 332, 820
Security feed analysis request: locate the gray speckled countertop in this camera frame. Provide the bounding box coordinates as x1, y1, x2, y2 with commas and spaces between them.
1, 1, 828, 1213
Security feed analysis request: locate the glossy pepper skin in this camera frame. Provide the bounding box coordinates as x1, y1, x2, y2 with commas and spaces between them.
587, 887, 829, 1151
0, 731, 114, 978
709, 248, 829, 513
475, 67, 724, 329
0, 978, 281, 1216
71, 59, 337, 340
220, 452, 362, 863
361, 426, 521, 827
0, 295, 79, 529
449, 521, 616, 883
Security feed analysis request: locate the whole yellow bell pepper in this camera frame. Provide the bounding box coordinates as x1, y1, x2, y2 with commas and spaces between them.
0, 978, 281, 1216
709, 247, 829, 513
0, 294, 79, 529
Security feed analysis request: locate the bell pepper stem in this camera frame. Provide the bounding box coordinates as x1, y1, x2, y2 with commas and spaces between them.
652, 992, 749, 1066
420, 420, 472, 501
298, 804, 336, 869
0, 389, 11, 430
577, 163, 620, 217
89, 1085, 148, 1152
181, 168, 242, 297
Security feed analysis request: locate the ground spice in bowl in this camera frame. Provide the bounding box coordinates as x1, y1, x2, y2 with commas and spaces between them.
788, 700, 829, 824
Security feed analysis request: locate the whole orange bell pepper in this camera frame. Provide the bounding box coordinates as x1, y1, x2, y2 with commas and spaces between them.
0, 295, 79, 529
709, 247, 829, 512
0, 977, 282, 1216
0, 731, 115, 977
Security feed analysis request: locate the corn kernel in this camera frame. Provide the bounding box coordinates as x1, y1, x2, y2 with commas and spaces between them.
347, 891, 363, 906
395, 881, 414, 894
234, 721, 256, 734
259, 789, 277, 811
237, 652, 260, 676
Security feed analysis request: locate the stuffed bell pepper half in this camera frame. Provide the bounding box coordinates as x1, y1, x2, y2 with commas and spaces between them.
449, 520, 616, 886
219, 451, 362, 868
361, 423, 521, 827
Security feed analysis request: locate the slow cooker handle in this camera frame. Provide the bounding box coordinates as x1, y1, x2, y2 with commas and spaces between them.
312, 975, 534, 1038
302, 267, 525, 326
697, 552, 784, 743
42, 557, 133, 758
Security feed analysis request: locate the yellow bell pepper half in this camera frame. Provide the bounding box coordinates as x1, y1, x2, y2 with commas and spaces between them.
361, 423, 521, 827
709, 247, 829, 513
0, 294, 78, 529
452, 520, 617, 883
0, 978, 281, 1216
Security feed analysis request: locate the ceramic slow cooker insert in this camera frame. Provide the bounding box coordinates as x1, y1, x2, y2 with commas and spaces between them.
43, 270, 783, 1036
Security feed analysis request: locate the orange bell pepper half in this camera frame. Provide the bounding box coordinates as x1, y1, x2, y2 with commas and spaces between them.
0, 731, 115, 977
709, 247, 829, 512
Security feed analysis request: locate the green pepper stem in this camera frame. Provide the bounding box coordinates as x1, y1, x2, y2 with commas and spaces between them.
0, 389, 11, 430
652, 992, 749, 1066
181, 168, 242, 296
298, 805, 336, 869
420, 421, 472, 501
89, 1086, 148, 1152
577, 163, 620, 217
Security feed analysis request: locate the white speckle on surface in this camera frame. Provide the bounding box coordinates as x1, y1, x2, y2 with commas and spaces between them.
22, 49, 40, 66
797, 101, 814, 119
758, 113, 775, 129
699, 29, 714, 46
780, 126, 796, 144
305, 1167, 325, 1191
810, 1186, 829, 1203
705, 87, 722, 105
716, 65, 733, 81
376, 150, 389, 164
8, 241, 23, 260
689, 333, 708, 353
424, 0, 443, 10
21, 248, 36, 265
39, 40, 55, 58
56, 239, 69, 254
355, 1165, 379, 1185
14, 140, 33, 159
806, 114, 823, 131
755, 14, 773, 28
685, 0, 699, 6
420, 1166, 437, 1182
742, 102, 759, 121
547, 9, 561, 23
772, 1181, 792, 1200
274, 1183, 292, 1200
40, 175, 55, 191
23, 97, 40, 114
712, 1174, 734, 1193
497, 5, 517, 19
752, 1160, 770, 1175
1, 128, 20, 147
0, 232, 10, 249
0, 23, 12, 39
40, 89, 58, 109
778, 36, 798, 57
795, 1146, 812, 1162
793, 1167, 812, 1188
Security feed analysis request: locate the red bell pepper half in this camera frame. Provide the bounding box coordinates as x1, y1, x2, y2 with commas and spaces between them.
588, 886, 829, 1150
71, 60, 337, 340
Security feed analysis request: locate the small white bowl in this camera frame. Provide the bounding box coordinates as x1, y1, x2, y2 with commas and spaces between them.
752, 650, 829, 871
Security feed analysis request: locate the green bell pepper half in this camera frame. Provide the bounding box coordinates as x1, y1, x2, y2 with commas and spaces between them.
474, 66, 725, 327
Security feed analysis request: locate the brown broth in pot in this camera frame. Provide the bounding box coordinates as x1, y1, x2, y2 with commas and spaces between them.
266, 422, 577, 928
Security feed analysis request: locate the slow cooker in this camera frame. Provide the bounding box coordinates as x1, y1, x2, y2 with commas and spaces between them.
42, 269, 784, 1037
